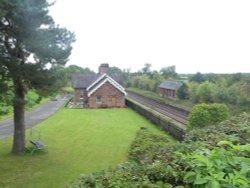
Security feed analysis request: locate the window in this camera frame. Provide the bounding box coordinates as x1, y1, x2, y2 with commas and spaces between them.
80, 90, 83, 99
96, 96, 102, 103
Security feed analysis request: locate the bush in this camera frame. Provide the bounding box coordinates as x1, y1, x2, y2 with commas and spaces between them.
71, 113, 250, 188
189, 103, 229, 128
129, 128, 170, 163
185, 113, 250, 146
181, 142, 250, 188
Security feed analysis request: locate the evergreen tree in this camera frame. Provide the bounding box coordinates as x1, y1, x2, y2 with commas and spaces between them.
0, 0, 75, 153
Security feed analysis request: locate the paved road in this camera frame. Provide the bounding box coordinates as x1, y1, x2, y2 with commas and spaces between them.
0, 96, 70, 139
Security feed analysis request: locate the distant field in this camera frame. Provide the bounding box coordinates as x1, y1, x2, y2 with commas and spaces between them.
0, 108, 171, 188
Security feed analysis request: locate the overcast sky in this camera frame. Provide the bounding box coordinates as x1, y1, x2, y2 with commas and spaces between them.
49, 0, 250, 73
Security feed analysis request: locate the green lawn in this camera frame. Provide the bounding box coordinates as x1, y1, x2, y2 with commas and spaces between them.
0, 108, 170, 188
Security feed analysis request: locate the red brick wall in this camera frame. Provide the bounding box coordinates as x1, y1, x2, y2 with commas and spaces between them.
88, 82, 125, 108
159, 88, 177, 98
74, 89, 87, 103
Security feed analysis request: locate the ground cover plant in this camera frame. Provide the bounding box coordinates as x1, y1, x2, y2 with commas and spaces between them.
72, 113, 250, 188
0, 108, 169, 188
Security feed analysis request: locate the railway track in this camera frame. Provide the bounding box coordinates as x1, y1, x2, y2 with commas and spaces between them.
126, 90, 190, 125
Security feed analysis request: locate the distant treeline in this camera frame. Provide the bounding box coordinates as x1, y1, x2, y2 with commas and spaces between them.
31, 63, 250, 112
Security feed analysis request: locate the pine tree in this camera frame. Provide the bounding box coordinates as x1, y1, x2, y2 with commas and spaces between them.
0, 0, 75, 153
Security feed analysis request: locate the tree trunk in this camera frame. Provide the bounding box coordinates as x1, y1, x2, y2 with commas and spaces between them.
12, 79, 26, 154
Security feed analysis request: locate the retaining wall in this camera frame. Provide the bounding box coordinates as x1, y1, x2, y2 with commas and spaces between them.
126, 98, 186, 141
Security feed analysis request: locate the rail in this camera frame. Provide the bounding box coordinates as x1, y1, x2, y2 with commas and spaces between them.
126, 90, 190, 126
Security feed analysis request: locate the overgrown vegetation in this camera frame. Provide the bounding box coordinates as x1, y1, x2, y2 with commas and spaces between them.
123, 63, 250, 114
0, 90, 48, 120
188, 103, 229, 128
71, 113, 250, 188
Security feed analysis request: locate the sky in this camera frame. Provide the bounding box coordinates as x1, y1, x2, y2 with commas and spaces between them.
49, 0, 250, 73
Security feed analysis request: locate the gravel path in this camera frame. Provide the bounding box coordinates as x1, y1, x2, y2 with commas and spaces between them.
0, 96, 70, 139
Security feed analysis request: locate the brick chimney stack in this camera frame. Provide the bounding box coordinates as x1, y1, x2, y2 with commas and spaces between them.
99, 63, 109, 74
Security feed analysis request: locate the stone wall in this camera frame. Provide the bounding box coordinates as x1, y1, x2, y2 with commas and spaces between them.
126, 98, 186, 141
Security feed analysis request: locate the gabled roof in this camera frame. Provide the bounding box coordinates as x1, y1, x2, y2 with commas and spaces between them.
71, 74, 100, 89
159, 80, 183, 90
87, 74, 126, 97
87, 73, 107, 91
71, 73, 123, 89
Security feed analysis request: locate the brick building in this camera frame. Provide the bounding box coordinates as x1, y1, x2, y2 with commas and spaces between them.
159, 80, 183, 98
72, 64, 126, 108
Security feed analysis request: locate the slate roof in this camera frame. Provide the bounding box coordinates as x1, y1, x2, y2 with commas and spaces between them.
71, 74, 100, 89
159, 80, 183, 90
71, 73, 123, 89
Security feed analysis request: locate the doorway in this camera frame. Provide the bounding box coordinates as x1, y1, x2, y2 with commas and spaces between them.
111, 96, 117, 106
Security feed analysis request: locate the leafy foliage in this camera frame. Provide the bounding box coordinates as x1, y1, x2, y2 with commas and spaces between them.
71, 113, 250, 188
129, 128, 171, 163
189, 72, 205, 83
160, 66, 178, 79
187, 74, 250, 113
177, 83, 189, 100
188, 103, 229, 128
0, 89, 47, 118
182, 142, 250, 188
0, 0, 75, 153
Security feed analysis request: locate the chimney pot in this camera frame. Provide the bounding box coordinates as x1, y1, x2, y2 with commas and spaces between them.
99, 63, 109, 74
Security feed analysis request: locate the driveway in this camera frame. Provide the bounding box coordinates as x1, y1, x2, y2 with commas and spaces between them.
0, 96, 70, 139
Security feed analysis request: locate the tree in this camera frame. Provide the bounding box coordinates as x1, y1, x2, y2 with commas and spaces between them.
142, 63, 152, 75
0, 0, 75, 153
228, 72, 242, 85
66, 65, 93, 75
196, 81, 216, 103
160, 66, 177, 79
109, 66, 123, 75
189, 72, 205, 83
177, 83, 189, 99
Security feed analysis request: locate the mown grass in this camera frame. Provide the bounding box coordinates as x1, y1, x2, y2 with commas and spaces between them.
0, 108, 171, 188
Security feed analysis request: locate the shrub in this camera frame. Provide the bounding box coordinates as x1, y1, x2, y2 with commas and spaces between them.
129, 128, 170, 163
181, 141, 250, 188
185, 113, 250, 146
71, 113, 250, 188
207, 103, 229, 124
188, 103, 229, 128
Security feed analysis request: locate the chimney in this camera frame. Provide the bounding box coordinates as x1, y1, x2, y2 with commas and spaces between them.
99, 63, 109, 74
